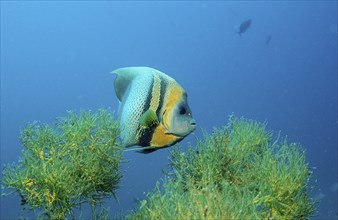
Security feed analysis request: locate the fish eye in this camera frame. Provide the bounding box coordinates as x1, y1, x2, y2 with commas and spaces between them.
179, 106, 186, 115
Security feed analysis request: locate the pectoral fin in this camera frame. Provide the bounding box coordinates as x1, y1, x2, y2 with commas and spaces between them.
140, 109, 159, 128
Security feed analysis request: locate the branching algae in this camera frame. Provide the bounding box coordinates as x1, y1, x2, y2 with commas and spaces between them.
128, 116, 315, 219
2, 112, 315, 219
1, 109, 124, 219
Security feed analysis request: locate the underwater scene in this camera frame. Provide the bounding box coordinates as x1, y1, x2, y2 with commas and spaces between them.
1, 1, 337, 219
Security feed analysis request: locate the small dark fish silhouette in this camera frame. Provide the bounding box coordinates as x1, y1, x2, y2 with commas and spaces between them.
21, 199, 27, 205
238, 19, 252, 36
265, 35, 272, 47
20, 194, 27, 205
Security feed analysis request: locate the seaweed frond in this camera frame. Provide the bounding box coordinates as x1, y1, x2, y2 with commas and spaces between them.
128, 116, 315, 219
1, 109, 124, 219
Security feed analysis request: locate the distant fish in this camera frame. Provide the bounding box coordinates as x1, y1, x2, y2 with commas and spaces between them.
265, 35, 272, 47
238, 19, 252, 36
20, 194, 27, 205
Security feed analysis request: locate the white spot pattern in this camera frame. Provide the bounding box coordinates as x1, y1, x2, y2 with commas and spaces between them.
119, 73, 153, 147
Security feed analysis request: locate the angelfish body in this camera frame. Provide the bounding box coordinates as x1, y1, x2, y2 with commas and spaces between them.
112, 67, 196, 153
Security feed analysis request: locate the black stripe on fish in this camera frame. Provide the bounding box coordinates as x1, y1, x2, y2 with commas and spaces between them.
137, 75, 157, 146
142, 75, 155, 114
138, 126, 156, 146
156, 74, 167, 119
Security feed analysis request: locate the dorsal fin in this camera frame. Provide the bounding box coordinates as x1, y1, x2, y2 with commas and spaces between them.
111, 67, 155, 101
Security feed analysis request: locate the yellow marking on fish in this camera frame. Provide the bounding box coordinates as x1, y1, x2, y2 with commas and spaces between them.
149, 72, 161, 111
162, 83, 184, 130
150, 124, 180, 147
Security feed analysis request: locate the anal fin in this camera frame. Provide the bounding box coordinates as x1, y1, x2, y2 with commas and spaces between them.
137, 147, 158, 154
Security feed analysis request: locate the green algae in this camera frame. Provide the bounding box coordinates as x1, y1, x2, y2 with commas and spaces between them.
1, 112, 315, 219
127, 116, 315, 219
1, 109, 124, 219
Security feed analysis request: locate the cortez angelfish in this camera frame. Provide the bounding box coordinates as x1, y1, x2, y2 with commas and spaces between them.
112, 67, 196, 153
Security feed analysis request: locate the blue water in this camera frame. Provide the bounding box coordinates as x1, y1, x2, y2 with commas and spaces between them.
1, 1, 337, 219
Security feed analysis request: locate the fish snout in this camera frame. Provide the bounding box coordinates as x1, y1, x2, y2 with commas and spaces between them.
190, 118, 197, 130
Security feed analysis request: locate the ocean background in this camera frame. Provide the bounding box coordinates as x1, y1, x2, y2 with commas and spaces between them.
1, 1, 337, 219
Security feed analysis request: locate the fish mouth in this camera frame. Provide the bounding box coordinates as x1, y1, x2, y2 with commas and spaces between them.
190, 120, 197, 131
191, 124, 197, 132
